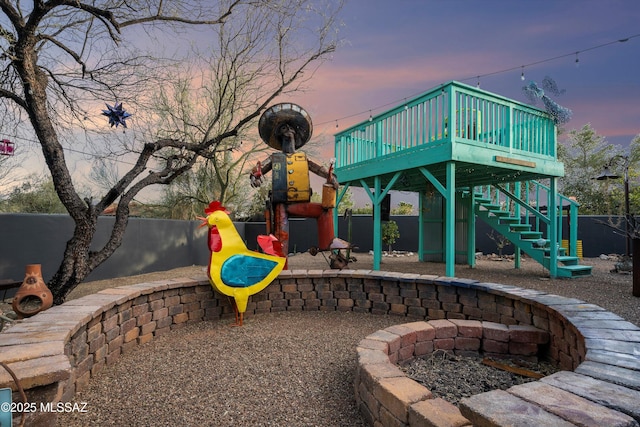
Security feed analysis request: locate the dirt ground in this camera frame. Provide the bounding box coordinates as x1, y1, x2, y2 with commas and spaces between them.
3, 253, 640, 426
65, 251, 639, 327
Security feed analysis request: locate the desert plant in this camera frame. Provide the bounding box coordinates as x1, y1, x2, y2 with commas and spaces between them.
382, 221, 400, 253
486, 230, 511, 257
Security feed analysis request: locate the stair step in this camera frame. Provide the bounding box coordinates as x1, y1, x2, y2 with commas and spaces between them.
519, 231, 543, 239
543, 247, 567, 256
560, 265, 592, 273
482, 203, 503, 210
488, 210, 511, 217
474, 195, 491, 203
557, 265, 593, 278
557, 256, 580, 265
475, 199, 492, 204
474, 195, 591, 279
498, 217, 521, 224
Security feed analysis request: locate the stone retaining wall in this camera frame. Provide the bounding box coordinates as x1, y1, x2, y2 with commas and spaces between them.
355, 319, 551, 426
0, 269, 638, 427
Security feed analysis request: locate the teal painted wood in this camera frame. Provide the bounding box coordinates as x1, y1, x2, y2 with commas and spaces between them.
332, 81, 582, 276
335, 81, 557, 171
548, 177, 558, 278
445, 162, 456, 277
358, 173, 402, 270
466, 191, 476, 267
472, 180, 590, 278
335, 184, 350, 237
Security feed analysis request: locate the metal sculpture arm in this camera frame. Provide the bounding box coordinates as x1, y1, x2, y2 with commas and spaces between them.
250, 158, 273, 187
308, 158, 338, 189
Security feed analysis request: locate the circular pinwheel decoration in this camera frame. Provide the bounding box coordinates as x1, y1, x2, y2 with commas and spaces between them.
102, 102, 132, 128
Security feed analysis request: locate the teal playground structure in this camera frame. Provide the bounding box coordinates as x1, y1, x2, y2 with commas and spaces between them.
333, 81, 591, 278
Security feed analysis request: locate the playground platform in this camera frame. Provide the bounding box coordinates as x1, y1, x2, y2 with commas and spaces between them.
334, 81, 590, 278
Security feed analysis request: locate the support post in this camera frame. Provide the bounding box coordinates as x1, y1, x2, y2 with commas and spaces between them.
548, 177, 558, 278
467, 190, 476, 268
418, 191, 425, 262
514, 182, 521, 269
372, 177, 382, 270
445, 162, 456, 277
569, 202, 578, 258
335, 183, 351, 237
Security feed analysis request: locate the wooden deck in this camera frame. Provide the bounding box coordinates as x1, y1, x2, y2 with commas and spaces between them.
334, 81, 563, 190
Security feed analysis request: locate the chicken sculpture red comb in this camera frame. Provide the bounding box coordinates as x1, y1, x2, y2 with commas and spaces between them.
203, 201, 229, 253
205, 200, 229, 215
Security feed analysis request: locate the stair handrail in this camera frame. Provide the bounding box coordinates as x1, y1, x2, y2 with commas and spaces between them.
493, 183, 550, 225
528, 180, 580, 258
478, 180, 580, 258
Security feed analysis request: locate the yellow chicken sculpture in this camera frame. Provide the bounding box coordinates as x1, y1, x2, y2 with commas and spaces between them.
202, 201, 285, 326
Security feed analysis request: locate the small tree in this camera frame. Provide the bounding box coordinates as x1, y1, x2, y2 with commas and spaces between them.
486, 230, 511, 258
382, 220, 400, 253
558, 124, 621, 214
0, 1, 343, 303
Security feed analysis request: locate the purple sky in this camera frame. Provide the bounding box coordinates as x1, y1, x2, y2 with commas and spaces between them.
296, 0, 640, 155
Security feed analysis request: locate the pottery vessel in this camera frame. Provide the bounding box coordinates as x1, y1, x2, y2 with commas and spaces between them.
12, 264, 54, 318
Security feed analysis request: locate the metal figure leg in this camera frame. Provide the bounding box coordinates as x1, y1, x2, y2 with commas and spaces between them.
273, 203, 289, 269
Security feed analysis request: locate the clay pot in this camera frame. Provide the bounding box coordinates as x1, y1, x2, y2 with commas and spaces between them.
12, 264, 53, 318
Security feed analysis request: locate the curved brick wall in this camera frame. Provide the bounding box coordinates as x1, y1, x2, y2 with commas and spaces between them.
0, 269, 638, 427
355, 320, 549, 426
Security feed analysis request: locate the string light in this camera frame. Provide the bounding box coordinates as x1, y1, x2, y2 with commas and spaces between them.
318, 32, 640, 129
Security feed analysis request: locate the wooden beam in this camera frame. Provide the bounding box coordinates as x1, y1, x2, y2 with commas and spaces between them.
495, 155, 536, 168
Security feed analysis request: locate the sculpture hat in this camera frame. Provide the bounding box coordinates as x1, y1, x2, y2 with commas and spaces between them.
258, 103, 313, 150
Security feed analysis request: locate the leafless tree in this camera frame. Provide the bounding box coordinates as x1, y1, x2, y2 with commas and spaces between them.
0, 0, 342, 303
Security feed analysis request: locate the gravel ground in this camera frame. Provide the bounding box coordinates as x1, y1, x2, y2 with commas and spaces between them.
53, 252, 637, 426
58, 311, 400, 426
400, 351, 559, 406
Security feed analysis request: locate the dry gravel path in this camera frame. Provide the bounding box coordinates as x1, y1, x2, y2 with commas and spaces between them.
56, 253, 638, 426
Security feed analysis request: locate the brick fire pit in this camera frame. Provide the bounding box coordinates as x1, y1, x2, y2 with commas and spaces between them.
0, 269, 638, 427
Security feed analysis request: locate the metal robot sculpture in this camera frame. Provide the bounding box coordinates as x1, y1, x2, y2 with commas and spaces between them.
250, 103, 350, 269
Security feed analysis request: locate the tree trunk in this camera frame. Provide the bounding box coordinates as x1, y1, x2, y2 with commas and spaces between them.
48, 217, 98, 304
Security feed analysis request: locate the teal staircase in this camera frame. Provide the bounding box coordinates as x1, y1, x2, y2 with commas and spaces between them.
473, 183, 592, 278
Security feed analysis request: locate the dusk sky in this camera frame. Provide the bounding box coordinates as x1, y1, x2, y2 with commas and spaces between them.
298, 0, 640, 153
3, 0, 639, 204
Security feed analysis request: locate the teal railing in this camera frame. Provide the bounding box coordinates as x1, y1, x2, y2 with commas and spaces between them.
334, 81, 556, 169
474, 180, 579, 259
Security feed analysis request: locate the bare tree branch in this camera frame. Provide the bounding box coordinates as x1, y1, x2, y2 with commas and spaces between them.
0, 0, 344, 302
